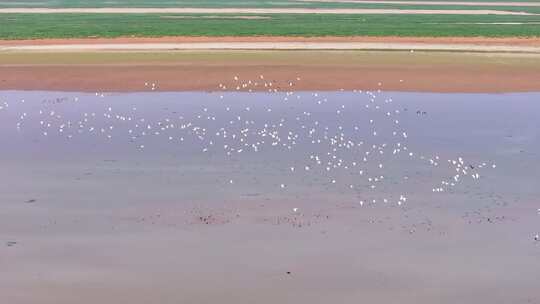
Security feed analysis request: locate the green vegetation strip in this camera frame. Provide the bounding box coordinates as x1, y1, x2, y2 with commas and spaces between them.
2, 0, 540, 8
2, 50, 539, 67
1, 13, 540, 39
2, 0, 540, 14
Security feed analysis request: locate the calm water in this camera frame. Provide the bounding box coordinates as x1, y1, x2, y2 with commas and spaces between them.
0, 90, 538, 205
1, 90, 539, 303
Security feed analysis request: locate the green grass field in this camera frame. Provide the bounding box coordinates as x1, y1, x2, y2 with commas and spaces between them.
1, 0, 540, 10
2, 0, 540, 8
1, 13, 539, 39
1, 0, 539, 39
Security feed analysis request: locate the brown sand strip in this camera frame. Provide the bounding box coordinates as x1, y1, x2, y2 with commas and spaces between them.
1, 50, 539, 93
3, 36, 540, 47
3, 42, 540, 53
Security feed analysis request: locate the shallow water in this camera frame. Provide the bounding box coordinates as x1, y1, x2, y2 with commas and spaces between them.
1, 90, 539, 304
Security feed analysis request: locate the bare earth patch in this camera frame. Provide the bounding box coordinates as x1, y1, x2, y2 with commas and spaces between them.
1, 37, 539, 93
1, 48, 539, 93
2, 42, 540, 53
2, 36, 540, 53
2, 36, 540, 46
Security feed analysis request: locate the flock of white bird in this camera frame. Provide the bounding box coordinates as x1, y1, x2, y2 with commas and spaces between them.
1, 75, 538, 240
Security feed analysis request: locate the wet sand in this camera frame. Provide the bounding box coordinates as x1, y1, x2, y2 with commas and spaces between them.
1, 50, 540, 93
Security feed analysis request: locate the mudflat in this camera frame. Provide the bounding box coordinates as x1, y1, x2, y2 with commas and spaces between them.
1, 49, 539, 93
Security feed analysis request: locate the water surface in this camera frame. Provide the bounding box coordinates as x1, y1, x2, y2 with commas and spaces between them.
1, 90, 539, 304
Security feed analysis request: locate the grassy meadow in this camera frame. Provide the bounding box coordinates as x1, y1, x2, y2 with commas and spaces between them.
1, 13, 540, 39
1, 0, 539, 39
2, 0, 540, 8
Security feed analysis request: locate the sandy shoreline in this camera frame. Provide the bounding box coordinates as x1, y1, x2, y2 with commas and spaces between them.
3, 42, 540, 53
3, 36, 540, 46
1, 37, 540, 93
3, 37, 540, 53
1, 46, 540, 93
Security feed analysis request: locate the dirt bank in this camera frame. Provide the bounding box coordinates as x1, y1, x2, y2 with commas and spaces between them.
1, 50, 539, 93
